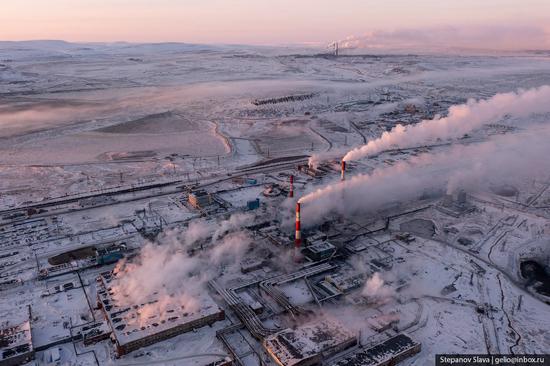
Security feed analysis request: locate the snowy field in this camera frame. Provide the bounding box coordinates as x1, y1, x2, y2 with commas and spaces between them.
2, 42, 550, 207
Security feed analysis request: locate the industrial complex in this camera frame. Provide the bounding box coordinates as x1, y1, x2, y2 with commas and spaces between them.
0, 40, 549, 366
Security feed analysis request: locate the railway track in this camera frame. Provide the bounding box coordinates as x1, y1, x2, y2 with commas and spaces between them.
0, 156, 308, 226
0, 179, 184, 218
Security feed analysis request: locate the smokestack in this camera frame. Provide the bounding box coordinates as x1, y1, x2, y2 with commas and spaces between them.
295, 202, 302, 248
341, 160, 346, 181
289, 175, 294, 198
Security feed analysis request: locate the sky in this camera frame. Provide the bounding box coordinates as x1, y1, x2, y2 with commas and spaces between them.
1, 0, 550, 49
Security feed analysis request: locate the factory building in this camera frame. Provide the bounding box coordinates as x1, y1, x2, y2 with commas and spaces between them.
297, 164, 331, 178
325, 273, 364, 293
331, 333, 420, 366
298, 160, 354, 179
240, 256, 269, 273
302, 240, 336, 262
96, 272, 225, 356
81, 322, 112, 346
0, 320, 34, 366
188, 190, 213, 209
437, 190, 475, 217
246, 198, 260, 211
366, 312, 399, 333
263, 320, 356, 366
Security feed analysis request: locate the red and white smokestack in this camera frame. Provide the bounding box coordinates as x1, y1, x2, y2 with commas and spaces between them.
289, 175, 294, 198
341, 160, 346, 181
295, 202, 302, 248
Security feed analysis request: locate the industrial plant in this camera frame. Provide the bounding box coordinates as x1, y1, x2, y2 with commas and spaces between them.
96, 272, 225, 356
0, 39, 549, 366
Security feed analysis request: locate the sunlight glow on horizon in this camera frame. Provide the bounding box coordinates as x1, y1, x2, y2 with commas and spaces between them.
1, 0, 549, 48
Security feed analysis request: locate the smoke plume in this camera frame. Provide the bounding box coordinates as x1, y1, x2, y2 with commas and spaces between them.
338, 25, 550, 52
182, 219, 213, 246
299, 126, 550, 225
362, 272, 395, 304
110, 213, 253, 324
342, 85, 550, 162
212, 212, 253, 241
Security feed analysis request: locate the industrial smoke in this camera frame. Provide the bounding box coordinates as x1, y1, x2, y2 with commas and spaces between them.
110, 213, 253, 324
295, 202, 302, 248
362, 272, 395, 304
299, 126, 550, 225
342, 85, 550, 162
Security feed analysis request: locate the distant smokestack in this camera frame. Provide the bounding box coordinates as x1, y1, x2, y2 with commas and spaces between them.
341, 160, 346, 181
295, 202, 302, 248
289, 175, 294, 198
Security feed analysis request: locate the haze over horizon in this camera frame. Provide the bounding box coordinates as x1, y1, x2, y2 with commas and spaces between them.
2, 0, 550, 50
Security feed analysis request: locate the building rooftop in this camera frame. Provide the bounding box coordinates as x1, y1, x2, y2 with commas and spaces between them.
0, 320, 33, 362
264, 319, 356, 366
97, 273, 223, 347
332, 333, 420, 366
308, 240, 335, 254
325, 273, 364, 292
190, 190, 210, 198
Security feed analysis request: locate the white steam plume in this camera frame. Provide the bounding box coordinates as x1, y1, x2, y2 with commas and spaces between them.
110, 213, 254, 325
362, 272, 395, 304
299, 126, 550, 225
308, 147, 349, 169
342, 85, 550, 162
183, 219, 213, 245
338, 25, 550, 52
212, 212, 253, 241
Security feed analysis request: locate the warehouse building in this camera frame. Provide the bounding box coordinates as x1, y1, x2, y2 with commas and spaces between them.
302, 240, 336, 262
264, 320, 356, 366
331, 333, 421, 366
188, 190, 213, 209
96, 272, 225, 356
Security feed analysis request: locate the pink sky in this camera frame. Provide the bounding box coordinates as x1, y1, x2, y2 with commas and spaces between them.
1, 0, 549, 49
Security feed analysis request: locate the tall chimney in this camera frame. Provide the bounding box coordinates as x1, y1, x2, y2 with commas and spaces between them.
295, 202, 302, 248
289, 175, 294, 198
341, 160, 346, 181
